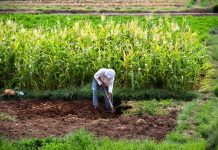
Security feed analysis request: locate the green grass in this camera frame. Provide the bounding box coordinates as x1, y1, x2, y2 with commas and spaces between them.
123, 99, 182, 116
188, 0, 218, 7
194, 98, 218, 149
0, 129, 207, 150
165, 95, 218, 149
0, 87, 198, 102
166, 27, 218, 149
165, 99, 199, 143
0, 14, 218, 40
202, 30, 218, 149
208, 34, 218, 61
199, 67, 217, 93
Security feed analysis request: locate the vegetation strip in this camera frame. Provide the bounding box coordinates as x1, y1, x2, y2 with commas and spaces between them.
0, 8, 217, 15
0, 87, 198, 101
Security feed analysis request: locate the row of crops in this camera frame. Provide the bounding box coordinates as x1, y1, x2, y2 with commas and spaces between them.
0, 16, 208, 90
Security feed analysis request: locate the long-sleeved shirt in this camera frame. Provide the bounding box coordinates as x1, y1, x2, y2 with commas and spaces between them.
94, 68, 115, 93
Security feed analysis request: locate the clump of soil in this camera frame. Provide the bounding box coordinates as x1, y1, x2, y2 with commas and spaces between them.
0, 100, 177, 140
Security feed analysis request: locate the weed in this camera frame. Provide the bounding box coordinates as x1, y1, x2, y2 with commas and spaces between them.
0, 113, 16, 121
0, 129, 207, 150
123, 99, 179, 116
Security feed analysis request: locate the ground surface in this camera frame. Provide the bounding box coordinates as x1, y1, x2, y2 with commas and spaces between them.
0, 100, 177, 140
0, 0, 187, 8
1, 0, 215, 15
0, 8, 216, 16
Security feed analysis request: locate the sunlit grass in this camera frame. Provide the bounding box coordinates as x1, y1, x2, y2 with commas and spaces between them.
123, 99, 183, 116
0, 112, 17, 121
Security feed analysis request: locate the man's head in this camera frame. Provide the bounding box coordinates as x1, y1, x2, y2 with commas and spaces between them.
105, 69, 115, 79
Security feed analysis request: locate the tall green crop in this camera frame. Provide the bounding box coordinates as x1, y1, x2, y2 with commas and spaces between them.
0, 16, 208, 90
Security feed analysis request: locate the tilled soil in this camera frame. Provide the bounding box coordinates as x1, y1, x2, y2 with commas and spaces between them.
0, 100, 177, 140
0, 0, 187, 8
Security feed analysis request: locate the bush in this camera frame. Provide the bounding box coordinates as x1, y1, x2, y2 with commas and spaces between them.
207, 129, 218, 150
0, 130, 208, 150
17, 137, 55, 150
213, 4, 218, 13
214, 85, 218, 96
0, 87, 198, 101
0, 137, 16, 150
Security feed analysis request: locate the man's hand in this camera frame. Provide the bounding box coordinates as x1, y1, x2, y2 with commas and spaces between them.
101, 83, 106, 88
108, 92, 112, 100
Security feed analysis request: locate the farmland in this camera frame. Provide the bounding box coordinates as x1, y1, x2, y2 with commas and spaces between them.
0, 0, 189, 13
0, 16, 208, 90
0, 0, 217, 14
0, 13, 218, 150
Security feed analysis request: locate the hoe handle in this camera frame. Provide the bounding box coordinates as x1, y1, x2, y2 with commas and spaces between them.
103, 87, 114, 111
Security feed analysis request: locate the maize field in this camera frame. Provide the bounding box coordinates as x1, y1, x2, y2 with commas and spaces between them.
0, 16, 208, 90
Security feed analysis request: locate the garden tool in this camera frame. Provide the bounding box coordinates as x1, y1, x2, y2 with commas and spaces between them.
103, 87, 115, 113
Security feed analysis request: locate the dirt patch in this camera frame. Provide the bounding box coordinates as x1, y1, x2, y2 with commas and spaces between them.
0, 100, 177, 140
0, 0, 188, 8
0, 8, 218, 16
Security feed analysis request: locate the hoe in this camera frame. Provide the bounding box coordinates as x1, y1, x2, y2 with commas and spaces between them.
103, 87, 115, 113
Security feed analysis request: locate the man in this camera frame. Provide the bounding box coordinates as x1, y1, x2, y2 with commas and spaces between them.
92, 68, 115, 112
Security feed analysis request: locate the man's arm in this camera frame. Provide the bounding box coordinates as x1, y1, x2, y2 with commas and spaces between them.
108, 78, 114, 93
94, 69, 103, 86
107, 79, 114, 99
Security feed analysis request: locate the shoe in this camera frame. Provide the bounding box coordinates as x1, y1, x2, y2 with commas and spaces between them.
93, 106, 100, 113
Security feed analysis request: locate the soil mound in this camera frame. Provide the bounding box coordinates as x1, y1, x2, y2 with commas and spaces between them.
0, 100, 177, 140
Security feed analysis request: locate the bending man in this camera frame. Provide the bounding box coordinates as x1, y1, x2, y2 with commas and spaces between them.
92, 68, 115, 112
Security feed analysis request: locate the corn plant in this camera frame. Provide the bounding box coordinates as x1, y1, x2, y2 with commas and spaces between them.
0, 16, 208, 90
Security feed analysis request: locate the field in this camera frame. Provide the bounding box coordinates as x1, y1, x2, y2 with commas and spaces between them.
0, 0, 217, 13
0, 0, 189, 13
0, 100, 178, 140
1, 14, 218, 150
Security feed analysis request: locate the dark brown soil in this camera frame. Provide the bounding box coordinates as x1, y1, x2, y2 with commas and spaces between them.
0, 8, 218, 16
0, 100, 177, 140
0, 0, 188, 8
